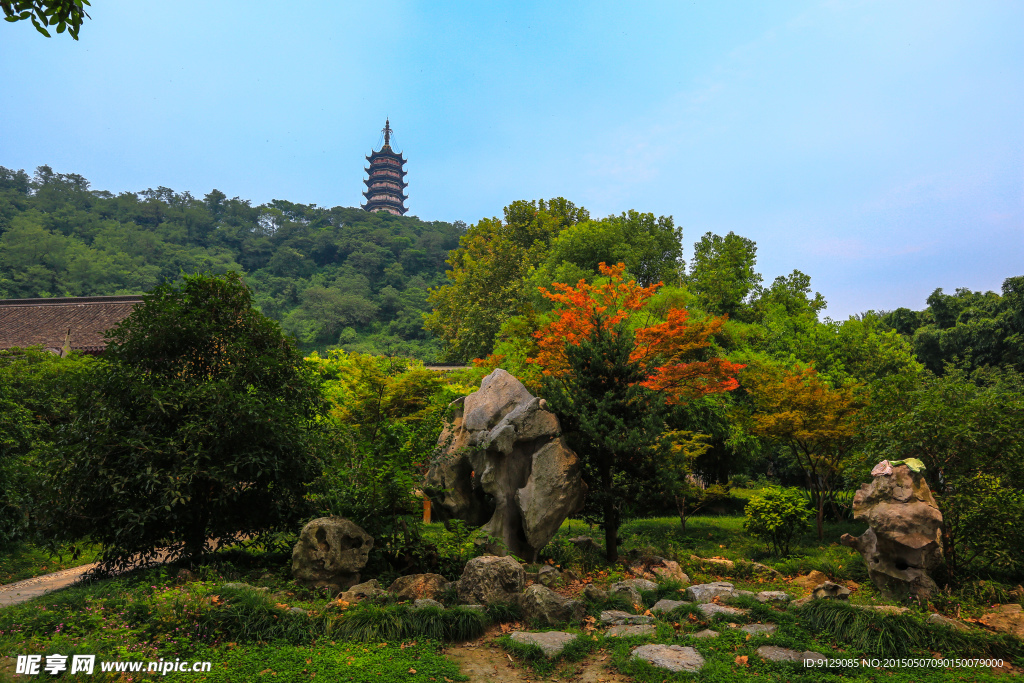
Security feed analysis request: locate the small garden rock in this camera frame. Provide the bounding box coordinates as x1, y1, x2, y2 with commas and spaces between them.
854, 605, 909, 615
685, 581, 735, 603
812, 581, 851, 600
388, 573, 449, 601
339, 579, 384, 603
568, 536, 602, 553
518, 584, 585, 626
697, 603, 748, 618
792, 570, 829, 590
928, 613, 969, 631
606, 624, 656, 638
414, 598, 444, 609
980, 604, 1024, 638
537, 565, 562, 587
652, 559, 689, 585
688, 629, 720, 639
756, 591, 790, 603
583, 584, 608, 601
631, 644, 705, 673
220, 582, 268, 593
691, 555, 734, 570
618, 578, 658, 592
757, 645, 826, 663
651, 599, 689, 614
608, 583, 642, 608
510, 631, 576, 657
739, 623, 777, 635
457, 555, 526, 605
288, 607, 308, 616
601, 610, 654, 625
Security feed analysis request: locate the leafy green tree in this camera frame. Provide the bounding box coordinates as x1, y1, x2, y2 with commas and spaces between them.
44, 273, 325, 568
0, 348, 93, 547
425, 198, 588, 362
687, 231, 762, 318
2, 1, 90, 40
743, 486, 812, 556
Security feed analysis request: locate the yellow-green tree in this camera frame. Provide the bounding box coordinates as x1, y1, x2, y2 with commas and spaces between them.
746, 363, 862, 540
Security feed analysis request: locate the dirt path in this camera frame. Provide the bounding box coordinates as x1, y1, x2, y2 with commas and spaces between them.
0, 538, 243, 608
445, 631, 633, 683
0, 562, 100, 607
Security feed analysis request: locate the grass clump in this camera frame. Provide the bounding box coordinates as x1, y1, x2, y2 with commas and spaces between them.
799, 599, 1024, 661
336, 603, 487, 642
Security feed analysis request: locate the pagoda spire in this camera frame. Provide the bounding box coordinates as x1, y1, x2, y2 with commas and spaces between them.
362, 119, 408, 216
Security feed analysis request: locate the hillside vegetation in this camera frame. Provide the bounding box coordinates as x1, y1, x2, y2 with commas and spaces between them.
0, 165, 462, 359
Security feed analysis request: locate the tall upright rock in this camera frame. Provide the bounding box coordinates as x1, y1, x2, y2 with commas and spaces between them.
841, 459, 943, 600
424, 369, 586, 561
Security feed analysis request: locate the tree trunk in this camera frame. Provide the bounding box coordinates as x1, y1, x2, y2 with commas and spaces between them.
602, 465, 619, 564
675, 494, 687, 532
815, 492, 825, 541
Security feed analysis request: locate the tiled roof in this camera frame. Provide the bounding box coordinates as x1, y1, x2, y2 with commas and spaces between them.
0, 296, 143, 354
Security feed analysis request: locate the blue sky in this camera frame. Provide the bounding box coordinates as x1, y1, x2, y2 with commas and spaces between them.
1, 1, 1021, 319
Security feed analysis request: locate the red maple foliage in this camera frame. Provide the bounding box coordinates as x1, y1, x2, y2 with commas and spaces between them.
529, 262, 744, 403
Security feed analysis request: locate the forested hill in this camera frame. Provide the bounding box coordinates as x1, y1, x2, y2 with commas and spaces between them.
0, 166, 463, 360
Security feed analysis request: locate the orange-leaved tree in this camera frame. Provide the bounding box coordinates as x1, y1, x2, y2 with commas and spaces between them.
529, 262, 744, 561
746, 363, 863, 540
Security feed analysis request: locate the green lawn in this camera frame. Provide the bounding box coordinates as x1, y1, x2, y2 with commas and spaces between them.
0, 541, 102, 584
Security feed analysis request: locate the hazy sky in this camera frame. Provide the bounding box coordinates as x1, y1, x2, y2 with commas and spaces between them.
1, 1, 1021, 319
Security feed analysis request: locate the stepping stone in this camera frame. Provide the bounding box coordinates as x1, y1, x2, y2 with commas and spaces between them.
685, 581, 735, 603
601, 609, 653, 625
414, 598, 443, 609
617, 578, 658, 592
510, 631, 576, 657
631, 644, 705, 672
606, 624, 656, 638
756, 645, 826, 663
697, 603, 748, 618
739, 623, 777, 635
756, 591, 791, 603
688, 629, 720, 639
651, 598, 689, 614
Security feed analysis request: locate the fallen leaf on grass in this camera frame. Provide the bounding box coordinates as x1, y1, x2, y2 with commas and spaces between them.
735, 655, 749, 666
408, 668, 417, 674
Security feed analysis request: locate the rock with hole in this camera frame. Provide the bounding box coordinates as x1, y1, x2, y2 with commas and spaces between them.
841, 459, 943, 600
423, 370, 586, 562
291, 516, 373, 593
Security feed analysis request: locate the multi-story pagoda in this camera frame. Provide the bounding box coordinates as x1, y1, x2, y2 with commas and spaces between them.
361, 119, 408, 215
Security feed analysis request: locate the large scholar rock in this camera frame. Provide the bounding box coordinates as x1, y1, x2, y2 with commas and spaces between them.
291, 517, 373, 592
841, 459, 943, 600
456, 555, 526, 605
424, 369, 586, 561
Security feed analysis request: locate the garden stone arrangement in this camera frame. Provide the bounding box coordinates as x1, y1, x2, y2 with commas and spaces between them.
841, 458, 943, 600
423, 369, 586, 562
290, 516, 374, 592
